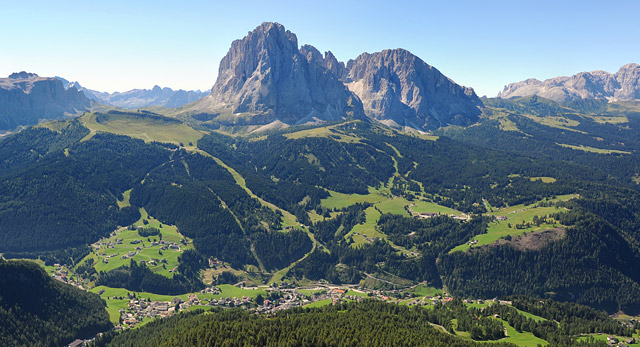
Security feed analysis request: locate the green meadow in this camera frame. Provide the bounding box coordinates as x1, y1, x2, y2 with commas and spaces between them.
80, 112, 204, 146
450, 195, 577, 253
80, 208, 194, 278
557, 143, 631, 154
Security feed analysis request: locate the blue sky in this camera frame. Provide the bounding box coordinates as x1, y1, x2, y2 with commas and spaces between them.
1, 0, 638, 96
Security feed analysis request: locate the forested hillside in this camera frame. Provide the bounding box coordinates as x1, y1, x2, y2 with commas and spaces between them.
1, 108, 640, 316
0, 259, 111, 347
92, 299, 635, 347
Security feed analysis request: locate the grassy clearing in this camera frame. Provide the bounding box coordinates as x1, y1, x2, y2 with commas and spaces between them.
529, 176, 556, 183
499, 117, 521, 132
410, 284, 443, 297
284, 122, 362, 143
80, 112, 204, 146
409, 201, 463, 216
321, 181, 463, 256
557, 143, 631, 154
450, 195, 576, 253
345, 290, 369, 298
296, 289, 326, 296
321, 188, 387, 210
464, 302, 492, 310
590, 115, 629, 124
499, 318, 548, 347
303, 299, 333, 308
117, 189, 132, 208
514, 308, 547, 322
82, 208, 193, 278
344, 206, 413, 256
525, 115, 585, 133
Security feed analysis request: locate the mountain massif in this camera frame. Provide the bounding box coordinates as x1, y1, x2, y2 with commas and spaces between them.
498, 63, 640, 102
187, 22, 366, 127
0, 72, 91, 130
182, 22, 481, 131
56, 77, 207, 109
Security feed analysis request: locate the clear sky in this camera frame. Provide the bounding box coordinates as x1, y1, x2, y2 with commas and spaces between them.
2, 0, 638, 97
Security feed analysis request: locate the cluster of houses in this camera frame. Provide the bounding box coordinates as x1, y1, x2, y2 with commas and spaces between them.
607, 335, 636, 347
51, 264, 85, 290
116, 286, 258, 329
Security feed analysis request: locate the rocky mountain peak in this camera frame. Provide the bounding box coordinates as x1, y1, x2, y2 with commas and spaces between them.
345, 48, 482, 130
197, 22, 365, 125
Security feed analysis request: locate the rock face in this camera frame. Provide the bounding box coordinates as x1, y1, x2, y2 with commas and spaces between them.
56, 77, 206, 108
0, 72, 91, 130
344, 49, 483, 130
191, 22, 365, 125
498, 63, 640, 102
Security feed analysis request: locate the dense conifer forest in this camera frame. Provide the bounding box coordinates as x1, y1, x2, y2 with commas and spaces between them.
0, 259, 111, 347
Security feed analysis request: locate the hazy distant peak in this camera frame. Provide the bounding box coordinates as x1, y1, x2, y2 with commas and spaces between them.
499, 63, 640, 102
8, 71, 38, 79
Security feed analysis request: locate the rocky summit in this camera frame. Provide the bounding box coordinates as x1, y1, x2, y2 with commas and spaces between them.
190, 22, 365, 126
344, 49, 483, 130
186, 23, 483, 131
0, 72, 91, 130
498, 63, 640, 102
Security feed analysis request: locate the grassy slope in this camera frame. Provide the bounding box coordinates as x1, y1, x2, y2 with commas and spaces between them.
450, 194, 577, 253
80, 208, 194, 278
80, 112, 204, 146
557, 143, 631, 154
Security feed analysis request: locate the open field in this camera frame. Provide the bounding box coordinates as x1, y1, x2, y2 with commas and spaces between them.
451, 195, 577, 253
80, 112, 204, 145
514, 308, 547, 322
80, 208, 194, 278
410, 284, 444, 297
303, 299, 333, 308
499, 319, 549, 347
284, 121, 362, 143
529, 176, 556, 183
557, 143, 631, 154
296, 289, 327, 296
321, 188, 388, 210
591, 115, 629, 124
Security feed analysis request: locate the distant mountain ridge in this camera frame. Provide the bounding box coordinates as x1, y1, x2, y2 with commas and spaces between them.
498, 63, 640, 102
0, 72, 91, 130
56, 77, 207, 109
184, 22, 481, 131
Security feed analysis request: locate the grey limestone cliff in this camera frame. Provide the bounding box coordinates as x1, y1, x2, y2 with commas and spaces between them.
0, 72, 91, 130
344, 49, 483, 130
190, 22, 365, 125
